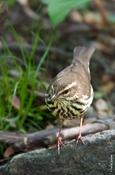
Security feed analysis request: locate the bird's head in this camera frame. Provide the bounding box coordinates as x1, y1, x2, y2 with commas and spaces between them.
46, 78, 78, 104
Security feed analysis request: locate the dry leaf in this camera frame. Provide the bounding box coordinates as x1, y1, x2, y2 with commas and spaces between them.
4, 146, 15, 158
11, 96, 20, 110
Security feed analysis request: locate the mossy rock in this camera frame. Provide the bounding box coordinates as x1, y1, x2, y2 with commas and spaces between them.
0, 130, 115, 175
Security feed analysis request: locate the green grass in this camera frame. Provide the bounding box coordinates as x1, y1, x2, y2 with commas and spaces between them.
0, 30, 53, 133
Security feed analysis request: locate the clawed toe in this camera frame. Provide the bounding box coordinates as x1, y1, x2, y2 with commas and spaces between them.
75, 134, 85, 145
57, 133, 64, 155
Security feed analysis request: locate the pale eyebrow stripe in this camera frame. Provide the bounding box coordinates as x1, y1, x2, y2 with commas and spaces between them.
64, 81, 77, 90
58, 81, 77, 95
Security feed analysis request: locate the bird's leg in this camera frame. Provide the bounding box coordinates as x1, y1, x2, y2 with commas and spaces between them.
57, 128, 63, 154
56, 121, 64, 155
76, 117, 85, 144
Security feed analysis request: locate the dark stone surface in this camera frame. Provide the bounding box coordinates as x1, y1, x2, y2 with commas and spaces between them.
0, 130, 115, 175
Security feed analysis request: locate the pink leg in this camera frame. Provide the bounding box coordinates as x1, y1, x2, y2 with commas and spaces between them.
76, 117, 84, 144
57, 128, 64, 155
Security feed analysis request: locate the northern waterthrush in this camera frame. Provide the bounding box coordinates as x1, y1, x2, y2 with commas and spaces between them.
46, 44, 96, 153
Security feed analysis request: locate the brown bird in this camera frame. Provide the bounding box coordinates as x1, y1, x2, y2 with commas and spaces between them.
46, 44, 96, 154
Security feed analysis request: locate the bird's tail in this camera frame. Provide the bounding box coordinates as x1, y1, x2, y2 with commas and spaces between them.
72, 43, 96, 65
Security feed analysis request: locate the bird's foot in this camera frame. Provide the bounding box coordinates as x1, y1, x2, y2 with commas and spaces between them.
57, 132, 64, 155
75, 134, 85, 145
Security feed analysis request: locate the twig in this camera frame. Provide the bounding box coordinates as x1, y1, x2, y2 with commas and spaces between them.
70, 11, 115, 31
93, 0, 109, 25
0, 122, 109, 151
17, 0, 40, 20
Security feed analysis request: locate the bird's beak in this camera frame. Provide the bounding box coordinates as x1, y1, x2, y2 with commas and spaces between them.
50, 94, 56, 101
45, 94, 56, 104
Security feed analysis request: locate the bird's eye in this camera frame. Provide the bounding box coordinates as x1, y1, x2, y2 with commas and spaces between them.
63, 89, 69, 94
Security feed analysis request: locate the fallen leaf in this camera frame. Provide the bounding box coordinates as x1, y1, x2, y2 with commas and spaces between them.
4, 146, 15, 158
11, 96, 20, 110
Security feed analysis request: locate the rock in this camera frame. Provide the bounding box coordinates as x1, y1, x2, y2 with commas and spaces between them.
95, 99, 112, 117
0, 130, 115, 175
